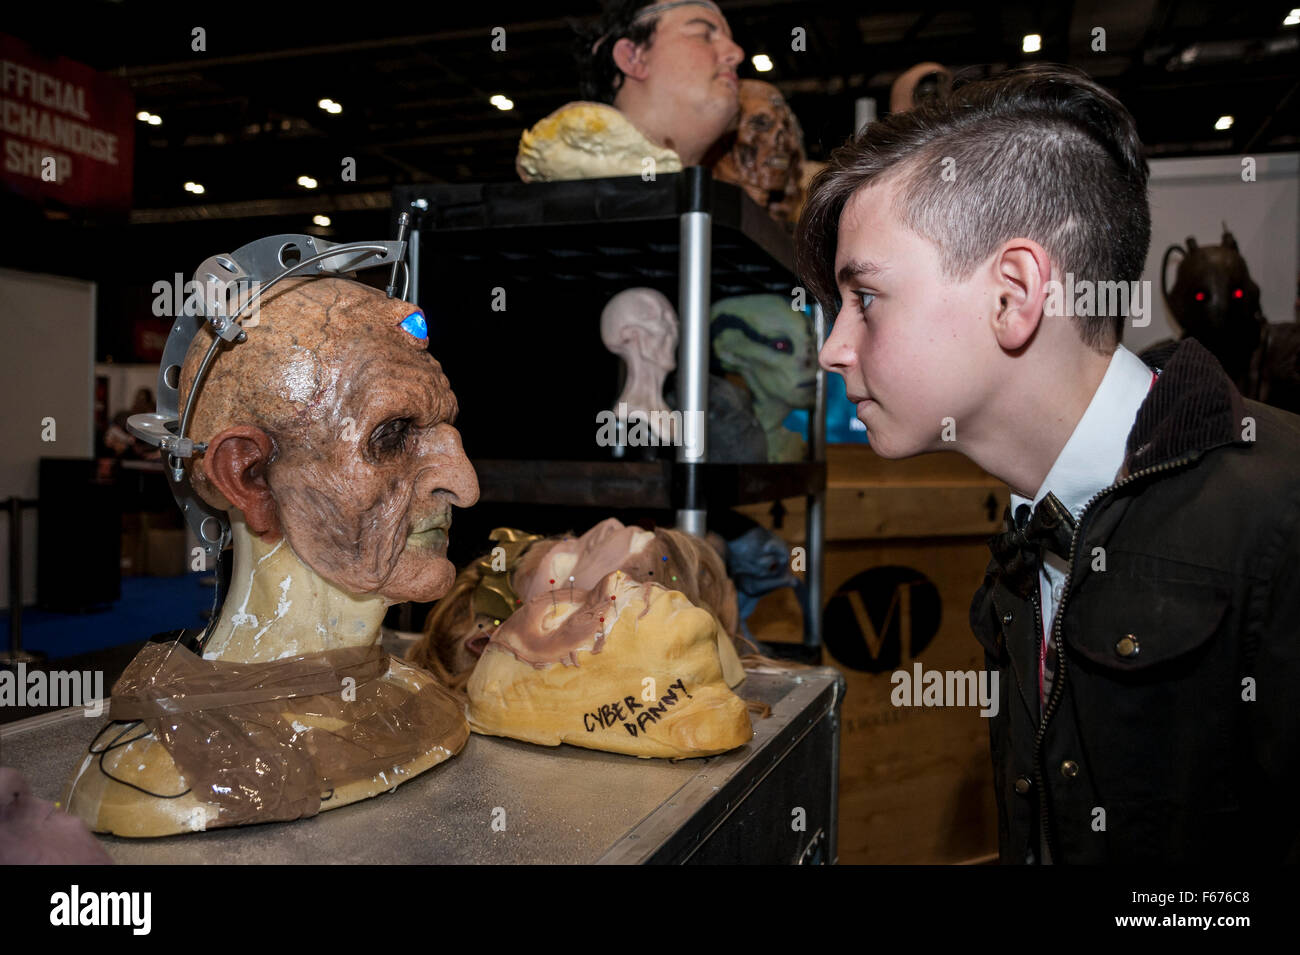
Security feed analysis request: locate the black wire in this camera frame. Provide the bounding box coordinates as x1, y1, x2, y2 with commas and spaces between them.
87, 719, 192, 800
195, 527, 230, 656
79, 537, 229, 803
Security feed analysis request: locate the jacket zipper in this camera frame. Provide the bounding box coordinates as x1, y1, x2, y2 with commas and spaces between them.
1030, 451, 1201, 862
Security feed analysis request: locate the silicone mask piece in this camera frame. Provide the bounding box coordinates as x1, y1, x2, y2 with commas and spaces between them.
711, 79, 805, 226
600, 287, 679, 444
467, 570, 751, 758
64, 276, 479, 837
409, 517, 742, 683
709, 294, 816, 461
516, 102, 683, 182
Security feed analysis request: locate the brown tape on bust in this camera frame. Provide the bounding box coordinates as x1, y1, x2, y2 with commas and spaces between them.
108, 641, 466, 828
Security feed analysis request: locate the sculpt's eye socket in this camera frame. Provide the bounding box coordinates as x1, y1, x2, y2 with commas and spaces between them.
370, 417, 414, 455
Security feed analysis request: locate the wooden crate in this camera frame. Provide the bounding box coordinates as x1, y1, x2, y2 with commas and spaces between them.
739, 448, 1007, 864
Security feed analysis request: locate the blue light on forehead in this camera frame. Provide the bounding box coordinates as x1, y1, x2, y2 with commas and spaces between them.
400, 310, 428, 340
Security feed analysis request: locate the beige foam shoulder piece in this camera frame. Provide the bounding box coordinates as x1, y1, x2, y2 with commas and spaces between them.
516, 101, 683, 183
64, 658, 466, 838
467, 573, 751, 758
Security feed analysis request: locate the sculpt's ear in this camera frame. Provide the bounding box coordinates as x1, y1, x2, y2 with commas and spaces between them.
990, 239, 1053, 352
612, 37, 650, 82
204, 426, 281, 539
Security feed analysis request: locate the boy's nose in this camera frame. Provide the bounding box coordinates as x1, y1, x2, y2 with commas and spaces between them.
819, 316, 855, 373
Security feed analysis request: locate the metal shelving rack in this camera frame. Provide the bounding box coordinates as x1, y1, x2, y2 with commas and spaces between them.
393, 169, 827, 647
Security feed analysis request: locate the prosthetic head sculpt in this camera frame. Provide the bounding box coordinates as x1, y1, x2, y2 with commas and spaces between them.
184, 276, 478, 606
1163, 227, 1264, 382
889, 62, 952, 114
710, 294, 816, 461
712, 79, 806, 226
65, 270, 479, 838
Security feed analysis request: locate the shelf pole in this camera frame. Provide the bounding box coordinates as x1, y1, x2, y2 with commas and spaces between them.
407, 220, 420, 306
675, 208, 711, 537
804, 303, 828, 647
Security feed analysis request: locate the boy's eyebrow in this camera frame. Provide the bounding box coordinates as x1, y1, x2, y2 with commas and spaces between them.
836, 258, 887, 286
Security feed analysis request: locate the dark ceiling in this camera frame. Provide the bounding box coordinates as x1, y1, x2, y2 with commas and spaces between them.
9, 0, 1299, 223
3, 0, 1296, 363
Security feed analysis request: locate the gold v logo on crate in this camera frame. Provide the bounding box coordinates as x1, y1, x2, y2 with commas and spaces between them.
822, 566, 941, 673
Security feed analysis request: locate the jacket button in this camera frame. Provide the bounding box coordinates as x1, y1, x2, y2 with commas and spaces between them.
1115, 634, 1140, 658
1002, 611, 1014, 625
1060, 760, 1079, 778
1014, 775, 1032, 794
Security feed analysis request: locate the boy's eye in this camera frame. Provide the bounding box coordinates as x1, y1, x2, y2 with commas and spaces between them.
857, 291, 876, 312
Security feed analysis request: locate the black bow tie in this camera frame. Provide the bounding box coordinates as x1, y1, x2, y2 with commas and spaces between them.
988, 492, 1077, 599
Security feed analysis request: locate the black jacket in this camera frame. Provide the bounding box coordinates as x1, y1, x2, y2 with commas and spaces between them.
970, 338, 1300, 864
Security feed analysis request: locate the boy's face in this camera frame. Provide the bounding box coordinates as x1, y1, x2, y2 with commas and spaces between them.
819, 176, 995, 458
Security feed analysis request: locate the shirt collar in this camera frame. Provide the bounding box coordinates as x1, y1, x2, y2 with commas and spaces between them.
1010, 344, 1154, 520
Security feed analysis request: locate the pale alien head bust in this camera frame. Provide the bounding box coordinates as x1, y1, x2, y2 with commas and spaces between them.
600, 287, 679, 444
65, 275, 480, 837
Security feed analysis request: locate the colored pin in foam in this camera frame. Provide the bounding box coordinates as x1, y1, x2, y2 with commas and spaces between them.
549, 578, 556, 610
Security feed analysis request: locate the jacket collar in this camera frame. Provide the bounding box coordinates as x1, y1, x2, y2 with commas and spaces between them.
1124, 337, 1250, 475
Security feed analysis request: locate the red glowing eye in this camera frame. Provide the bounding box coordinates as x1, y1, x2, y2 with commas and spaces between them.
1233, 288, 1243, 299
1194, 292, 1206, 302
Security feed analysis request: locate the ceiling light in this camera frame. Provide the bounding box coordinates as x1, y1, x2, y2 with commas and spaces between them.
1285, 9, 1299, 26
136, 111, 150, 122
147, 115, 162, 126
297, 175, 318, 189
318, 98, 342, 114
1022, 34, 1042, 53
1215, 115, 1234, 131
183, 182, 204, 194
752, 54, 773, 72
313, 214, 331, 227
489, 94, 514, 111
137, 111, 162, 125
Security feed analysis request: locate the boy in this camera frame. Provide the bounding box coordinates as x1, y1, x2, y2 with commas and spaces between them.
797, 64, 1300, 864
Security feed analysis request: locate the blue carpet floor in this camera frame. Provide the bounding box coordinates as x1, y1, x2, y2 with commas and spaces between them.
1, 573, 214, 661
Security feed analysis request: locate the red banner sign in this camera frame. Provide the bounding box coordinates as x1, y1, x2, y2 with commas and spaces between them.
0, 32, 134, 212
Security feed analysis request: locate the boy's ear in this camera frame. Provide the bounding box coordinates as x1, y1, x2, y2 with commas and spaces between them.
990, 239, 1053, 351
612, 37, 651, 82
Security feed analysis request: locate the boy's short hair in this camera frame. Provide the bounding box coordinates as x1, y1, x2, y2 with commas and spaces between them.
575, 0, 662, 104
796, 64, 1150, 351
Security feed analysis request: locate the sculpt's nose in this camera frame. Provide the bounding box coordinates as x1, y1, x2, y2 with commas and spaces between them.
424, 424, 480, 508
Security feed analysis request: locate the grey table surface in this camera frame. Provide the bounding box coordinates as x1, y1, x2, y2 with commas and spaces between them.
0, 665, 840, 864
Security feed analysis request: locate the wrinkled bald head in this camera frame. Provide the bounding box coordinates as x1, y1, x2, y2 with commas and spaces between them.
181, 276, 479, 603
600, 287, 678, 372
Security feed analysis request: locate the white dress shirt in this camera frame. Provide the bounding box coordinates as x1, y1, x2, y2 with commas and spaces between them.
1009, 344, 1156, 687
